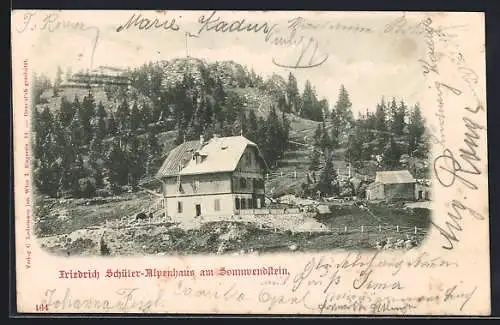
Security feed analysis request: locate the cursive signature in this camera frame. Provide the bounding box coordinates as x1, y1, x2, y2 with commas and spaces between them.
292, 255, 341, 294
173, 280, 246, 303
287, 16, 373, 34
41, 287, 164, 312
272, 36, 329, 69
431, 199, 485, 250
433, 110, 485, 190
384, 15, 464, 38
16, 12, 100, 70
443, 284, 478, 311
197, 11, 277, 37
116, 13, 180, 32
352, 269, 404, 291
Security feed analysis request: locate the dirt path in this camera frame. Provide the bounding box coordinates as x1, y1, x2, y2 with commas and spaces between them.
190, 212, 328, 232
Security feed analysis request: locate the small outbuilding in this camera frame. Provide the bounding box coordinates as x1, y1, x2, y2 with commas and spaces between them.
366, 170, 416, 201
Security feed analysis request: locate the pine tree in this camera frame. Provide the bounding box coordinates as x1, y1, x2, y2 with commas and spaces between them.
89, 136, 105, 189
330, 109, 341, 144
389, 97, 398, 134
286, 72, 300, 113
34, 108, 62, 196
313, 124, 323, 148
95, 101, 108, 140
59, 96, 74, 127
177, 75, 196, 128
375, 97, 387, 133
81, 93, 96, 145
116, 98, 131, 133
107, 113, 118, 136
35, 158, 59, 197
320, 123, 333, 154
145, 129, 162, 176
35, 106, 55, 163
408, 103, 426, 157
256, 116, 269, 164
202, 97, 213, 133
383, 137, 402, 169
214, 76, 226, 107
280, 112, 291, 154
254, 116, 269, 147
69, 153, 85, 197
72, 94, 81, 118
106, 139, 128, 191
53, 66, 63, 96
334, 84, 354, 136
317, 153, 337, 196
264, 105, 283, 166
175, 125, 185, 145
51, 115, 69, 191
222, 91, 243, 125
141, 102, 153, 129
330, 128, 339, 149
319, 99, 329, 121
301, 80, 320, 121
52, 115, 76, 195
389, 98, 406, 136
398, 100, 408, 134
69, 109, 84, 148
309, 149, 321, 171
130, 102, 142, 132
128, 137, 146, 188
346, 133, 363, 163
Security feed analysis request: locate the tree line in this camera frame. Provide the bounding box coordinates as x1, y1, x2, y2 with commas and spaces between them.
33, 92, 163, 198
300, 86, 429, 199
31, 60, 296, 198
346, 97, 428, 170
129, 61, 291, 168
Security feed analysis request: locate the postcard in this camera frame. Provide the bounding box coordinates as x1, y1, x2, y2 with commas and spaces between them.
11, 10, 489, 315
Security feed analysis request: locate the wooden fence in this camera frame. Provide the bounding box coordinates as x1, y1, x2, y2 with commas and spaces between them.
292, 224, 427, 235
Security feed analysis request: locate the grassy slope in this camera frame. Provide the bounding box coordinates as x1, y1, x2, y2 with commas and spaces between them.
34, 191, 155, 237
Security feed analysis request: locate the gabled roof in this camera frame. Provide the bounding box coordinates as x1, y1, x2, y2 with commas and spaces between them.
155, 135, 267, 178
155, 140, 202, 178
375, 170, 416, 184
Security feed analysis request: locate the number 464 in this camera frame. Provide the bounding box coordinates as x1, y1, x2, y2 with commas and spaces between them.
35, 304, 48, 312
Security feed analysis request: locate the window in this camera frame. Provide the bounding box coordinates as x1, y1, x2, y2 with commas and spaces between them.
177, 201, 183, 213
177, 177, 183, 193
241, 198, 246, 209
193, 179, 200, 192
247, 198, 253, 209
214, 199, 220, 212
240, 178, 247, 189
235, 197, 240, 210
254, 178, 264, 189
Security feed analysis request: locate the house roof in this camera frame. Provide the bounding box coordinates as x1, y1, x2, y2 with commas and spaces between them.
155, 135, 267, 178
155, 140, 202, 178
375, 170, 416, 184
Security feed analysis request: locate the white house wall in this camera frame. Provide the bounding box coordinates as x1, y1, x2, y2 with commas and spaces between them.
166, 193, 235, 220
163, 173, 232, 196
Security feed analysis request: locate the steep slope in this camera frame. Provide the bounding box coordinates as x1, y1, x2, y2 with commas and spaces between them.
33, 58, 330, 199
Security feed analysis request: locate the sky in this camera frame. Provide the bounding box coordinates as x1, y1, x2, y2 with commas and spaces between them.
13, 10, 480, 115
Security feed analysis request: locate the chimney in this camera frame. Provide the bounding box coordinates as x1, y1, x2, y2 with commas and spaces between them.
200, 134, 204, 145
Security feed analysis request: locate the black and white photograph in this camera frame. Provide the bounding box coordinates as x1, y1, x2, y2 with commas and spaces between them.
28, 13, 433, 257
